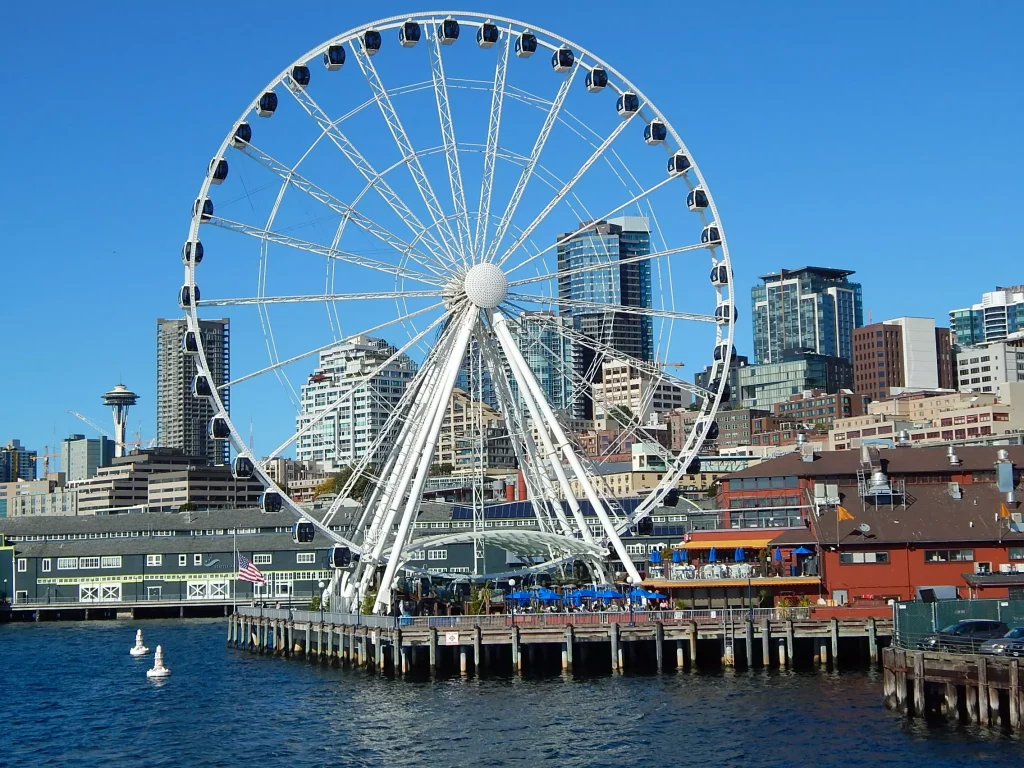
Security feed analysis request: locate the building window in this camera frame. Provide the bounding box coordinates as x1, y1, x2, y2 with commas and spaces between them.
79, 557, 101, 569
179, 555, 187, 566
839, 551, 889, 564
17, 558, 26, 573
253, 554, 272, 565
427, 550, 447, 561
147, 555, 163, 567
101, 556, 122, 569
58, 557, 78, 570
193, 554, 203, 566
924, 549, 974, 563
296, 553, 316, 564
1010, 548, 1024, 561
41, 558, 51, 573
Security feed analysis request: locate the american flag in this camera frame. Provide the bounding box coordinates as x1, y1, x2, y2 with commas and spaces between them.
237, 553, 265, 585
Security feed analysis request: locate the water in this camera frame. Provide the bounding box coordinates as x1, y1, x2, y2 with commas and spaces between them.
3, 620, 1023, 767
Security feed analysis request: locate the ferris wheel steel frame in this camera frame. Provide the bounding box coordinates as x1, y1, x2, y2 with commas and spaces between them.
181, 11, 735, 614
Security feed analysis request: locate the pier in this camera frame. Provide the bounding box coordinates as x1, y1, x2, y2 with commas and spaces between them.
883, 647, 1024, 729
230, 605, 892, 674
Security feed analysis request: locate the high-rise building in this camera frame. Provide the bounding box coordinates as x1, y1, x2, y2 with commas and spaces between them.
737, 351, 854, 410
851, 318, 955, 401
694, 352, 750, 409
751, 267, 863, 364
591, 358, 689, 426
509, 312, 578, 418
295, 335, 417, 470
955, 340, 1024, 393
455, 337, 499, 411
557, 217, 653, 411
0, 440, 37, 482
156, 318, 230, 466
60, 433, 116, 482
950, 286, 1024, 346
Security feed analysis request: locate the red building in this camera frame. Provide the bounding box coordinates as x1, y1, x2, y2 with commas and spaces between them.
719, 444, 1024, 603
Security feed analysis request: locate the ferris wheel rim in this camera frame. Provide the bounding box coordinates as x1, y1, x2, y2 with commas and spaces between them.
180, 9, 736, 593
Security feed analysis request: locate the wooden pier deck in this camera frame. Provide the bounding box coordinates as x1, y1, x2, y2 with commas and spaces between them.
230, 606, 892, 674
883, 646, 1024, 729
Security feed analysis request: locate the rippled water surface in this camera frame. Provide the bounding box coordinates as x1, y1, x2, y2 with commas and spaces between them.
3, 619, 1024, 767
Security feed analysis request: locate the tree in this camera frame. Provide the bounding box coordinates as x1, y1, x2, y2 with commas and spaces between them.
314, 466, 375, 500
606, 405, 635, 428
430, 462, 455, 476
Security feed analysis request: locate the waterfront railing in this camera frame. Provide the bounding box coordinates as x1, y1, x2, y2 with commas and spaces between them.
238, 605, 812, 629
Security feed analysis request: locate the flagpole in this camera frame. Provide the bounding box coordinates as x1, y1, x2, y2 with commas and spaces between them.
233, 528, 237, 615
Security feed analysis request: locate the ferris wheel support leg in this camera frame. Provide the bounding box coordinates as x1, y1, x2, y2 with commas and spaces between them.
374, 311, 476, 614
353, 359, 450, 598
492, 313, 643, 586
488, 319, 595, 544
479, 336, 571, 536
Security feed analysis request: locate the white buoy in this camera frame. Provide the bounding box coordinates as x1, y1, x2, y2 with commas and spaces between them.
130, 629, 149, 657
146, 645, 170, 679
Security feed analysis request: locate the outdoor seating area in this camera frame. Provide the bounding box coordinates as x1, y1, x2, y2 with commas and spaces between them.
649, 545, 819, 582
504, 585, 669, 613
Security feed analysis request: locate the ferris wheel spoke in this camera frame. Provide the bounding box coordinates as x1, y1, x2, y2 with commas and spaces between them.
266, 310, 451, 463
485, 60, 581, 264
206, 216, 444, 287
284, 79, 454, 268
474, 25, 512, 262
494, 111, 639, 268
235, 141, 449, 279
517, 311, 715, 399
198, 289, 440, 307
219, 301, 445, 390
427, 26, 472, 261
349, 39, 464, 266
507, 241, 708, 288
507, 293, 716, 324
503, 174, 680, 277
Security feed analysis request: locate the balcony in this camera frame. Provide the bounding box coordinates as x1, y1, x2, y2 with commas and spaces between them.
644, 562, 821, 589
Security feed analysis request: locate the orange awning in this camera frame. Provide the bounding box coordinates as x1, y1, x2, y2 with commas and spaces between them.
675, 537, 775, 550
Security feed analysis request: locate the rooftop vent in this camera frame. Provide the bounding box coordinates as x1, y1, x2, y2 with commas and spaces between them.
947, 481, 963, 499
947, 445, 961, 467
897, 430, 912, 447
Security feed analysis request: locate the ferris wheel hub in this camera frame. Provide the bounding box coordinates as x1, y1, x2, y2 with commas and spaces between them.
463, 262, 508, 309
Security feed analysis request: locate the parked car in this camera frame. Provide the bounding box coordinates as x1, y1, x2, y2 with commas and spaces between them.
980, 627, 1024, 657
919, 620, 1009, 652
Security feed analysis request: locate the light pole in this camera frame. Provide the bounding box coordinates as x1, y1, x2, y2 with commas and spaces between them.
508, 578, 516, 626
318, 580, 326, 623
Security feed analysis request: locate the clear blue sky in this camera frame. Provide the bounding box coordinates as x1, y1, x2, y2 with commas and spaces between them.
1, 1, 1021, 459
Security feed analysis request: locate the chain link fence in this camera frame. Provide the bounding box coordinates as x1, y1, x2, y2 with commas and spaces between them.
893, 599, 1024, 650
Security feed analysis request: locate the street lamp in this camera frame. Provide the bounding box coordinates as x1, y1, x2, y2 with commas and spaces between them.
508, 578, 517, 626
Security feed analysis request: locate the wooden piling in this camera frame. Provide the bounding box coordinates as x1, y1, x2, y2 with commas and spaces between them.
761, 619, 771, 667
895, 650, 908, 710
831, 619, 840, 665
745, 620, 754, 668
785, 620, 795, 667
512, 626, 521, 674
474, 625, 482, 674
778, 637, 787, 668
978, 656, 989, 725
676, 639, 684, 670
429, 629, 438, 676
655, 622, 664, 673
966, 684, 979, 723
912, 652, 925, 717
610, 622, 620, 673
565, 626, 575, 673
688, 621, 698, 668
867, 618, 878, 664
1011, 659, 1020, 730
944, 683, 958, 720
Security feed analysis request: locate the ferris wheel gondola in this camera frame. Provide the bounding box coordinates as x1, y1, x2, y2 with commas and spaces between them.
179, 11, 735, 615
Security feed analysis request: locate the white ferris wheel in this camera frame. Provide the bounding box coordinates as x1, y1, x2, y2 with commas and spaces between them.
181, 11, 735, 614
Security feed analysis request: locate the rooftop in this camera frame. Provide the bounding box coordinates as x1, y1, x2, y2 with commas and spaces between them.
758, 266, 856, 282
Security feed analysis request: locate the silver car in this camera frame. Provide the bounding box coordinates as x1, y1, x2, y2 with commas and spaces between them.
980, 627, 1024, 656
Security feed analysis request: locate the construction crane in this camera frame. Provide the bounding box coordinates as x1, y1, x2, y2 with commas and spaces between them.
33, 445, 60, 476
67, 411, 157, 452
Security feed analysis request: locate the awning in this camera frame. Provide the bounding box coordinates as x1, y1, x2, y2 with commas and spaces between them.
676, 537, 775, 550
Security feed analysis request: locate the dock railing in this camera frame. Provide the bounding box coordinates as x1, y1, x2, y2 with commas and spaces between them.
237, 605, 812, 629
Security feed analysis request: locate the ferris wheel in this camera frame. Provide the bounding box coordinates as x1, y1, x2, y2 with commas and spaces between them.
181, 11, 735, 614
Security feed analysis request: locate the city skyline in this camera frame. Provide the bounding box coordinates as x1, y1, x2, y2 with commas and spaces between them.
2, 2, 1021, 458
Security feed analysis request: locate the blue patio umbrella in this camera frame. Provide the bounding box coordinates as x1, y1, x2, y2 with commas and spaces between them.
507, 590, 533, 603
533, 587, 562, 602
774, 546, 782, 561
577, 587, 599, 598
793, 546, 814, 555
595, 587, 624, 599
672, 549, 682, 563
734, 547, 745, 562
650, 549, 662, 564
645, 590, 667, 599
708, 547, 717, 563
